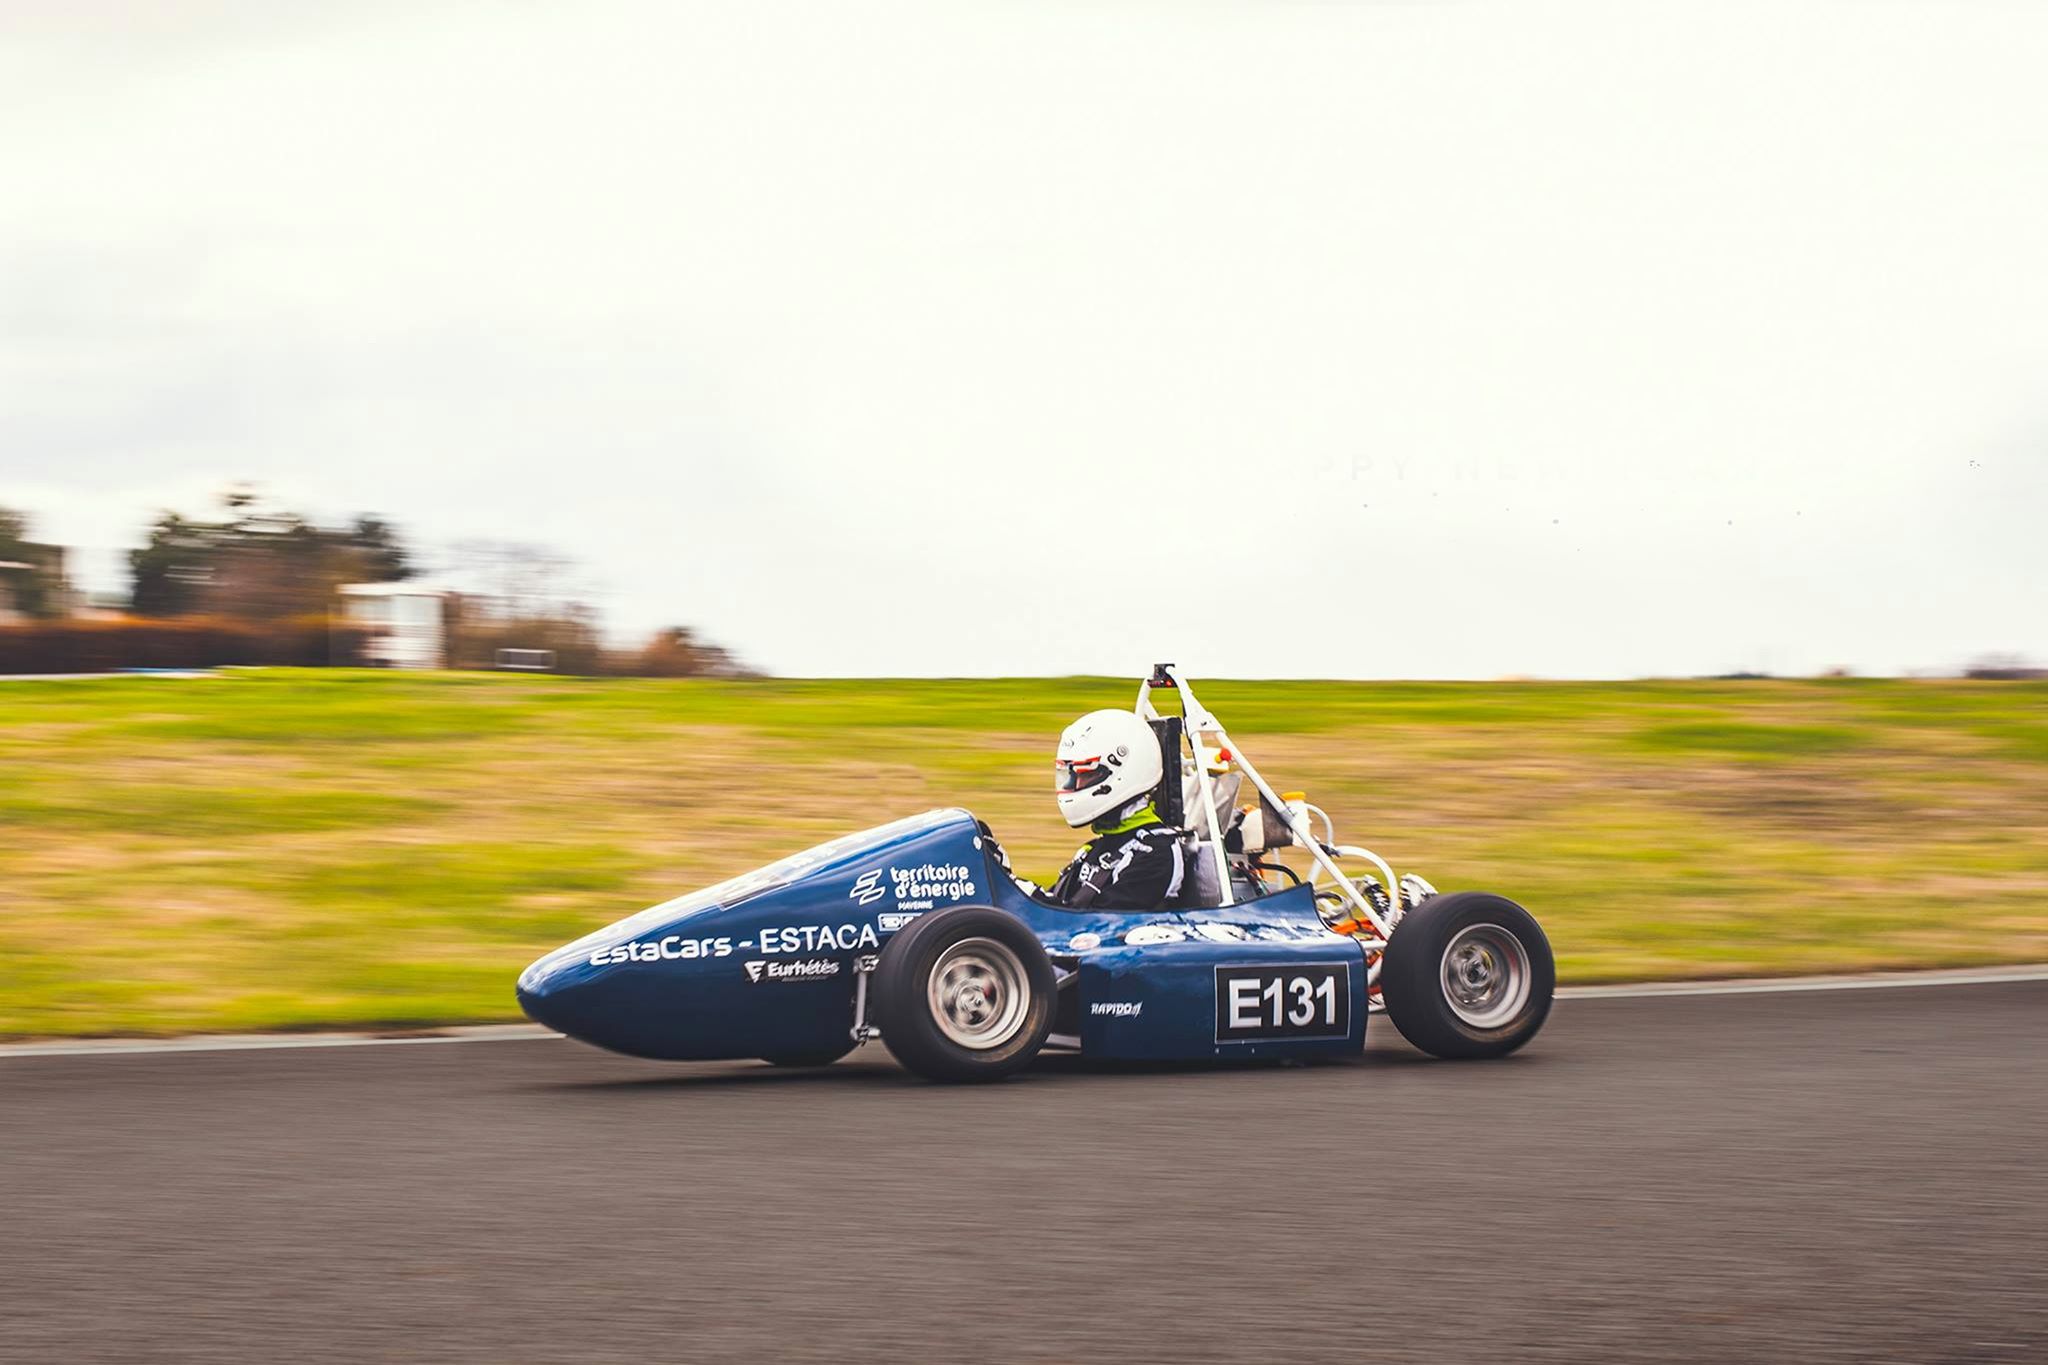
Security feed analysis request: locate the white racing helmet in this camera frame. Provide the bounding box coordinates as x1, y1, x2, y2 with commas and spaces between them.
1054, 709, 1163, 828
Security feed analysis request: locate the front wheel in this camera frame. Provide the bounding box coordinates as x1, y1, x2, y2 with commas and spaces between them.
871, 906, 1055, 1083
1379, 891, 1553, 1059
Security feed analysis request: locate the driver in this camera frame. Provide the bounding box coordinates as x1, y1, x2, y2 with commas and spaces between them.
1043, 709, 1187, 910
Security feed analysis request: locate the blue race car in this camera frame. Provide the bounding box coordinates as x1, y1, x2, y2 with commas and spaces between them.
517, 667, 1554, 1081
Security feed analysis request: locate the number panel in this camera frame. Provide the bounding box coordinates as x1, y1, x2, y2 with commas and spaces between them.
1213, 962, 1352, 1043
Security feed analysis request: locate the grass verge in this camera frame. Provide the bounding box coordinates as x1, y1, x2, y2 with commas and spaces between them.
2, 669, 2044, 1037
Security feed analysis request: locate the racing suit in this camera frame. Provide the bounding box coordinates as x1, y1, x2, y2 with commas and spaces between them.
1046, 798, 1187, 910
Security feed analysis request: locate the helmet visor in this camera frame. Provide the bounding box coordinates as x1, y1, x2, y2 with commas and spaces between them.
1055, 757, 1111, 793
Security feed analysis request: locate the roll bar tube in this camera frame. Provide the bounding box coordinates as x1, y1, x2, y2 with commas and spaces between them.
1137, 664, 1395, 938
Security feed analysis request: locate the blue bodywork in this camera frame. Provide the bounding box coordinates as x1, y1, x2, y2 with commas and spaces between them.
518, 808, 1367, 1063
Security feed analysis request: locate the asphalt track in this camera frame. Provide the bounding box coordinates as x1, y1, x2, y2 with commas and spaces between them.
4, 982, 2044, 1363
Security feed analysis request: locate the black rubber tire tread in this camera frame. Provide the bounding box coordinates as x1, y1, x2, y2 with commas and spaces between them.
1379, 891, 1554, 1060
871, 906, 1055, 1083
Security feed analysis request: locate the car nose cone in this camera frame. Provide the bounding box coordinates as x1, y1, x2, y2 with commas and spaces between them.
516, 953, 587, 1037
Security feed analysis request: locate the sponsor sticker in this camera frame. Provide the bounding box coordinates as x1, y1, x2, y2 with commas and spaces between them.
1121, 921, 1327, 949
744, 957, 842, 984
589, 935, 733, 967
846, 863, 980, 914
887, 862, 977, 912
1067, 932, 1103, 952
877, 911, 922, 933
1089, 1001, 1142, 1018
757, 923, 879, 955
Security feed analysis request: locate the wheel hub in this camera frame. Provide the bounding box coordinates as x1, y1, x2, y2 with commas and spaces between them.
928, 938, 1029, 1050
1439, 923, 1532, 1030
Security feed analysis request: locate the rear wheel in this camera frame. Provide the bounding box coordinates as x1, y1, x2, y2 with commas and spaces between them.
872, 906, 1054, 1082
1380, 891, 1553, 1059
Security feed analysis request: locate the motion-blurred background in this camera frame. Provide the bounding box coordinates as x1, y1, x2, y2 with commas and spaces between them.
4, 0, 2045, 1039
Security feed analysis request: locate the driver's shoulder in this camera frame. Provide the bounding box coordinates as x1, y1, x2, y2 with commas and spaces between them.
1111, 821, 1185, 856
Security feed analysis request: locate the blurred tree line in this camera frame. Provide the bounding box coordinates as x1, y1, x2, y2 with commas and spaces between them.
128, 488, 412, 618
0, 491, 751, 677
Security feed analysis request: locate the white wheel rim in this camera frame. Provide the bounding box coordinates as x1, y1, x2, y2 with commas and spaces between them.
1440, 923, 1532, 1030
927, 937, 1030, 1050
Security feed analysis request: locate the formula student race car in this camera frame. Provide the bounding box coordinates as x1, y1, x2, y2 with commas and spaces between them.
517, 666, 1554, 1081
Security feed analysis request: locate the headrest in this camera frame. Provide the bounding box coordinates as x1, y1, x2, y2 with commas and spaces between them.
1182, 770, 1243, 838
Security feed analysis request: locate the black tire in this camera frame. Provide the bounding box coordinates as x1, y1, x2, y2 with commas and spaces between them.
871, 906, 1055, 1083
1380, 891, 1554, 1059
761, 1045, 854, 1068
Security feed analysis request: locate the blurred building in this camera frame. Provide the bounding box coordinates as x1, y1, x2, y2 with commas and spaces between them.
0, 541, 80, 621
336, 582, 448, 669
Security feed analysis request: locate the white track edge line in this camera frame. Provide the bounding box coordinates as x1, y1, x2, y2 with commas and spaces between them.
0, 1024, 562, 1059
1559, 965, 2048, 999
4, 964, 2045, 1059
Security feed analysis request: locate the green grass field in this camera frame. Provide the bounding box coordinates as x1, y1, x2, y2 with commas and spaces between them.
2, 669, 2045, 1038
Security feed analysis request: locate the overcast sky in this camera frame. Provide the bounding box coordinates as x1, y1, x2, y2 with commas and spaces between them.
3, 0, 2044, 677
